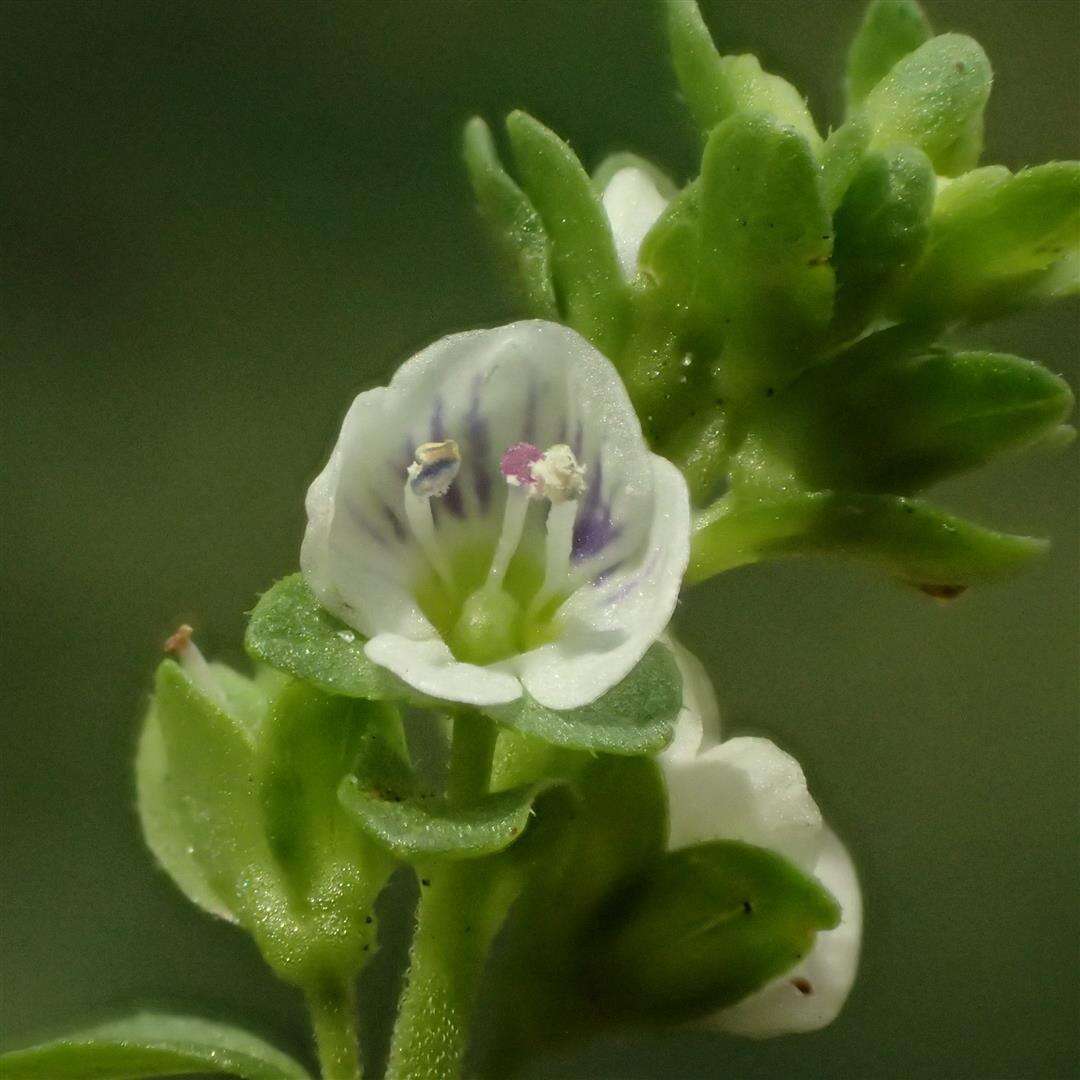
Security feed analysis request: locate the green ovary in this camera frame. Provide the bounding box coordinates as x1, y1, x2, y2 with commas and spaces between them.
415, 537, 562, 665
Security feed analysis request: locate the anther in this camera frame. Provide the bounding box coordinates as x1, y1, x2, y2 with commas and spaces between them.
404, 440, 460, 589
408, 439, 461, 497
531, 444, 586, 503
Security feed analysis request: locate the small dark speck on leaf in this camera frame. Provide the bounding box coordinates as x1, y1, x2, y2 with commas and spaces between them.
365, 915, 373, 924
764, 387, 775, 398
363, 945, 370, 952
742, 899, 753, 914
421, 878, 431, 887
955, 61, 965, 73
919, 583, 968, 602
737, 216, 747, 227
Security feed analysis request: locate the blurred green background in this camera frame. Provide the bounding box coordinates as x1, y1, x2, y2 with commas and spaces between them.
2, 1, 1076, 1077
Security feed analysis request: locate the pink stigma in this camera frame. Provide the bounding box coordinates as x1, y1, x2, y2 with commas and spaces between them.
500, 442, 543, 487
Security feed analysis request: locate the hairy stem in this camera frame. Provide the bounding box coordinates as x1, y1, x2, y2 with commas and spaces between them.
386, 712, 500, 1080
306, 977, 361, 1080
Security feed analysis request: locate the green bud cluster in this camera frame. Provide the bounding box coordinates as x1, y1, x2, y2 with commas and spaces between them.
465, 0, 1077, 596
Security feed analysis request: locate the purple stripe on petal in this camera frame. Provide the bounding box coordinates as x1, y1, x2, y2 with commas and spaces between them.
605, 550, 660, 606
593, 558, 626, 587
572, 421, 585, 459
572, 457, 621, 561
381, 502, 407, 542
466, 377, 492, 511
430, 398, 446, 440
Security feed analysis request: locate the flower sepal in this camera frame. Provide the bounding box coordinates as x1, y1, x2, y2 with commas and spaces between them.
138, 636, 396, 988
578, 839, 841, 1022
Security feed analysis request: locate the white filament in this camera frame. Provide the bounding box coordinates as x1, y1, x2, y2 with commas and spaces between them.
403, 484, 454, 590
485, 484, 530, 590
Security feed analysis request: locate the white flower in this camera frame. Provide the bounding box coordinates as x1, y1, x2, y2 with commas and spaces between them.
302, 320, 689, 711
658, 637, 863, 1036
601, 166, 670, 280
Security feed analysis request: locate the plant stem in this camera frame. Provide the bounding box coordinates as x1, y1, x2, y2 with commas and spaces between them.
306, 977, 362, 1080
385, 711, 500, 1080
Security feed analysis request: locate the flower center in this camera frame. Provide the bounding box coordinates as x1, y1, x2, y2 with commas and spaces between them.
406, 440, 586, 666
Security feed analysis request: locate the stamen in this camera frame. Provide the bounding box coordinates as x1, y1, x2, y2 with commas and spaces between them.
486, 485, 531, 589
531, 443, 586, 503
530, 444, 586, 614
404, 440, 460, 589
164, 624, 228, 709
482, 443, 542, 590
408, 439, 461, 497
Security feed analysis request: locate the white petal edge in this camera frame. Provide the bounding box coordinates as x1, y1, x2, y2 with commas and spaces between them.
511, 455, 690, 711
602, 167, 670, 279
710, 827, 863, 1037
364, 634, 522, 707
662, 735, 823, 874
658, 633, 722, 767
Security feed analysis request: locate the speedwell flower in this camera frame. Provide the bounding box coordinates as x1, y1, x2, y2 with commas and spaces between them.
302, 320, 689, 710
659, 638, 863, 1036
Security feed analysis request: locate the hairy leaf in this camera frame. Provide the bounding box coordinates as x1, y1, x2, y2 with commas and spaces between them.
582, 840, 839, 1018
665, 0, 821, 151
0, 1013, 309, 1080
463, 117, 558, 318
482, 643, 680, 754
245, 574, 417, 702
698, 113, 833, 399
845, 0, 933, 111
863, 33, 990, 176
505, 110, 627, 356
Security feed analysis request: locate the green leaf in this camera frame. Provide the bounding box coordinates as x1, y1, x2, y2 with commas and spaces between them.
820, 114, 872, 213
462, 117, 558, 319
863, 33, 991, 176
751, 347, 1075, 492
245, 574, 417, 702
831, 145, 935, 335
638, 179, 700, 310
581, 840, 840, 1019
505, 110, 627, 356
256, 683, 395, 973
897, 163, 1080, 323
590, 152, 678, 200
845, 0, 933, 112
149, 661, 285, 929
665, 0, 821, 151
339, 777, 546, 860
688, 490, 1047, 590
482, 643, 681, 754
698, 112, 834, 399
0, 1013, 310, 1079
145, 662, 391, 985
136, 705, 237, 923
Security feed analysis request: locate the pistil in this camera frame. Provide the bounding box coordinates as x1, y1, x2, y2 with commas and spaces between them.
164, 624, 227, 709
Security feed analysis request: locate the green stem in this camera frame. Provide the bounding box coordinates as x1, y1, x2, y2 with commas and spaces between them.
306, 977, 361, 1080
386, 712, 499, 1080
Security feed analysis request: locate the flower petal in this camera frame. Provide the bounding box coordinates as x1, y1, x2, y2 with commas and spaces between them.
710, 827, 862, 1037
510, 455, 690, 710
661, 736, 823, 873
364, 634, 521, 706
602, 167, 671, 279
